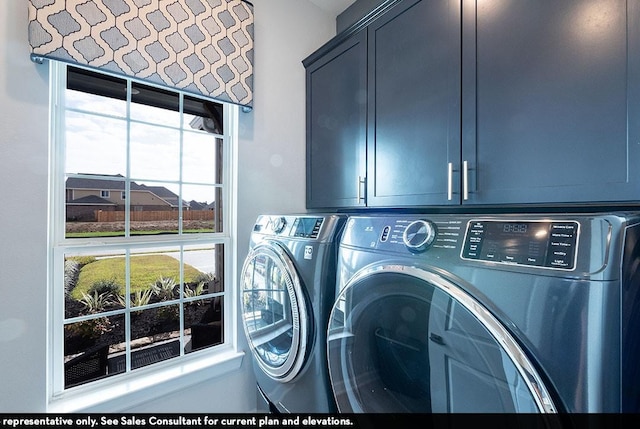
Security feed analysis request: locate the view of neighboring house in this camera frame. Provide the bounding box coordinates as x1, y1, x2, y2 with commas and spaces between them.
66, 174, 210, 221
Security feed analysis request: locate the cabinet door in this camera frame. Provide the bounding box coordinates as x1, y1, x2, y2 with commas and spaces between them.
367, 0, 461, 207
306, 31, 367, 209
462, 0, 640, 205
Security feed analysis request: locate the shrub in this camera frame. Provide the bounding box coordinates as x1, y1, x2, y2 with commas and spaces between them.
66, 317, 112, 340
88, 278, 121, 297
118, 289, 154, 308
79, 290, 114, 314
184, 281, 205, 299
193, 272, 218, 293
152, 276, 177, 301
64, 259, 81, 296
193, 272, 215, 283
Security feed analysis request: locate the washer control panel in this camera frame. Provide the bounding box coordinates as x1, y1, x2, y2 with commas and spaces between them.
339, 214, 622, 275
461, 220, 579, 270
254, 215, 327, 239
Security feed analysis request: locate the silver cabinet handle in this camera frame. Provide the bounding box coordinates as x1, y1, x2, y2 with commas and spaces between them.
447, 162, 453, 201
357, 176, 365, 202
463, 160, 469, 201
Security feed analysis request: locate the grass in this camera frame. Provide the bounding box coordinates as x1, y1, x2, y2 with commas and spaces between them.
71, 254, 203, 299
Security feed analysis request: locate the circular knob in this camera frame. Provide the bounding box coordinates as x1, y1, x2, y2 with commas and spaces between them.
271, 216, 287, 233
403, 220, 436, 252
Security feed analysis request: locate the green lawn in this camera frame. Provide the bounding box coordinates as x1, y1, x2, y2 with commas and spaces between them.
71, 254, 203, 299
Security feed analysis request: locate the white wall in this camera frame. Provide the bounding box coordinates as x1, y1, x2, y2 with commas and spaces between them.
0, 0, 335, 413
237, 0, 337, 253
0, 0, 50, 412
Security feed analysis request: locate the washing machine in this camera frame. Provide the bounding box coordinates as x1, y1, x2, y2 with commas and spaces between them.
327, 212, 640, 413
240, 213, 347, 413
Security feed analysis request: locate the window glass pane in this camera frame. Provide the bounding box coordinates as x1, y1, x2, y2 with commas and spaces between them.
184, 96, 223, 135
130, 123, 180, 181
66, 67, 127, 118
66, 88, 126, 118
183, 132, 222, 184
65, 176, 126, 238
64, 251, 126, 319
130, 247, 181, 299
64, 315, 125, 387
65, 111, 127, 176
183, 185, 221, 233
185, 297, 224, 353
130, 82, 180, 127
128, 181, 179, 235
182, 245, 224, 293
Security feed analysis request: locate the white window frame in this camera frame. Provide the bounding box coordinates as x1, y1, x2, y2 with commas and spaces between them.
46, 62, 243, 412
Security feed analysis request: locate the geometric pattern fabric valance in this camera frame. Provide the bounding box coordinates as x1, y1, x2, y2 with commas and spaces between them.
28, 0, 253, 108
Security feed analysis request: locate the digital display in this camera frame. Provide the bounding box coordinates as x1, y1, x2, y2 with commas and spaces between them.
462, 220, 578, 270
503, 223, 528, 234
293, 217, 323, 238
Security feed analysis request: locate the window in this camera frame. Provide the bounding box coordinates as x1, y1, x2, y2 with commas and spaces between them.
50, 63, 236, 394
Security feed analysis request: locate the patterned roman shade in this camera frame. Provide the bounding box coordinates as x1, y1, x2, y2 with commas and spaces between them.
28, 0, 254, 108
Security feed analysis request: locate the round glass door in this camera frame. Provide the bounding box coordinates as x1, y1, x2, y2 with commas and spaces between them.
327, 265, 557, 413
241, 242, 308, 382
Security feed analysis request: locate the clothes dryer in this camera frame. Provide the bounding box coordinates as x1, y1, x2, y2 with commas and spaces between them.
241, 214, 346, 413
328, 212, 640, 413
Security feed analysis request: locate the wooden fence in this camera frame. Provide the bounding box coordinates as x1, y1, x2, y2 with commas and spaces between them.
95, 210, 215, 222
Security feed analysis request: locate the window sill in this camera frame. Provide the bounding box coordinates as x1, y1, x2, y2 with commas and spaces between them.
48, 347, 245, 413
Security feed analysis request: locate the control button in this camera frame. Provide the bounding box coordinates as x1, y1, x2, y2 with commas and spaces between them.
546, 221, 578, 269
271, 216, 286, 234
380, 225, 391, 242
403, 220, 437, 253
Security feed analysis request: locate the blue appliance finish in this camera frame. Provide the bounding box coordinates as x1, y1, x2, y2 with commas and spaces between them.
327, 212, 640, 413
241, 214, 346, 413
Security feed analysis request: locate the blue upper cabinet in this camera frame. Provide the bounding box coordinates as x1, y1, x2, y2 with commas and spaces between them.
366, 0, 461, 207
305, 29, 367, 209
305, 0, 639, 209
463, 0, 640, 205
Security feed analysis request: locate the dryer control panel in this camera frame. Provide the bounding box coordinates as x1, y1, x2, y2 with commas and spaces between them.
461, 220, 579, 270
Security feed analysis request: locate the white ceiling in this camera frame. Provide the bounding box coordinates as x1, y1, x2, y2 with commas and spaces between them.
308, 0, 357, 16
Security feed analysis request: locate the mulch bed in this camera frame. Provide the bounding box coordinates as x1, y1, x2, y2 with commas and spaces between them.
64, 295, 216, 356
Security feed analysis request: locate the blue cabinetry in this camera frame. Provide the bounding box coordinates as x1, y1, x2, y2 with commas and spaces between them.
305, 0, 639, 208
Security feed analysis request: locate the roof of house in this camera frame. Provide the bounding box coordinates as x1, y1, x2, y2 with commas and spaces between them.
137, 184, 178, 199
188, 200, 206, 210
65, 174, 191, 208
66, 174, 168, 194
66, 174, 127, 191
67, 195, 117, 206
66, 174, 178, 196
